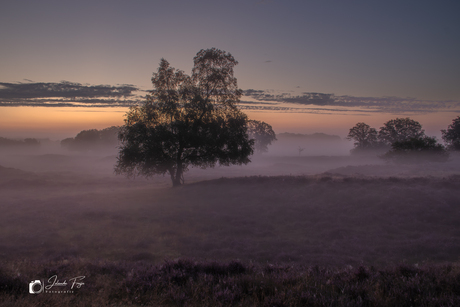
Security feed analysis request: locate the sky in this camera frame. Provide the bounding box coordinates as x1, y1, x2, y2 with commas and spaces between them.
1, 0, 459, 139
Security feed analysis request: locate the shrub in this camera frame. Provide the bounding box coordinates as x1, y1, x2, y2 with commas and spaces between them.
382, 136, 449, 163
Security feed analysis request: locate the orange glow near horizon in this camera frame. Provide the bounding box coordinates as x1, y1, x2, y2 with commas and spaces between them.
0, 107, 128, 139
244, 110, 457, 139
0, 107, 456, 140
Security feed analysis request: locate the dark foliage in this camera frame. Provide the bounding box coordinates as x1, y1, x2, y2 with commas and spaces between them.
383, 136, 449, 163
347, 122, 388, 155
0, 137, 40, 147
60, 126, 119, 151
247, 119, 277, 153
442, 116, 460, 151
378, 117, 425, 146
347, 122, 378, 148
115, 49, 254, 187
348, 118, 451, 160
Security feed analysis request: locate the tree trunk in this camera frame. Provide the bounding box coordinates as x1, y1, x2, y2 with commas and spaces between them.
170, 163, 183, 187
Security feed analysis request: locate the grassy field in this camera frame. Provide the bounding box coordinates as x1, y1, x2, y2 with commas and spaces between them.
2, 258, 460, 306
1, 152, 460, 305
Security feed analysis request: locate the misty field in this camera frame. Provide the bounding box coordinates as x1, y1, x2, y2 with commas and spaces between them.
1, 151, 460, 305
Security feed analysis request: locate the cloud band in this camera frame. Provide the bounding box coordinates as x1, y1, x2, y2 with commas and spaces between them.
1, 81, 459, 113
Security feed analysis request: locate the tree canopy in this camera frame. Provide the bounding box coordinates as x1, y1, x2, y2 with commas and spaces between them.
346, 118, 448, 161
247, 120, 277, 154
115, 48, 254, 187
346, 122, 379, 148
61, 126, 119, 151
383, 136, 449, 163
0, 137, 40, 147
346, 122, 388, 155
378, 118, 425, 146
442, 116, 460, 151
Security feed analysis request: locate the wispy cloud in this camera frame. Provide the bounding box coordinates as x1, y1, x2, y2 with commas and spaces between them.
1, 81, 459, 113
242, 89, 460, 113
0, 81, 142, 107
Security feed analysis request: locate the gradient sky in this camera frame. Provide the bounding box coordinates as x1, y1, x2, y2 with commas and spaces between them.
1, 0, 459, 139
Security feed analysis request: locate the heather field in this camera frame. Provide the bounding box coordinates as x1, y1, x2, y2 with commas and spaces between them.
1, 152, 460, 305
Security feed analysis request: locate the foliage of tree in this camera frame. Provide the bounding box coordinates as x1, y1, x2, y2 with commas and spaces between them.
247, 120, 276, 153
383, 136, 448, 163
98, 126, 120, 145
23, 138, 40, 146
347, 122, 378, 147
60, 137, 75, 148
441, 116, 460, 151
378, 118, 425, 146
75, 129, 101, 143
346, 122, 387, 155
0, 137, 40, 147
61, 126, 119, 151
115, 48, 254, 187
347, 118, 451, 160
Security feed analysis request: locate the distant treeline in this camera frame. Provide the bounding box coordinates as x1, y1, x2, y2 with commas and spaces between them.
61, 126, 119, 151
278, 132, 341, 141
347, 116, 460, 163
62, 124, 279, 154
0, 137, 40, 147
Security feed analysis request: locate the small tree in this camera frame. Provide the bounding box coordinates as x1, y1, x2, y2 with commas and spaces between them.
247, 120, 276, 154
347, 122, 387, 155
378, 117, 425, 146
115, 48, 254, 187
441, 116, 460, 151
347, 122, 377, 146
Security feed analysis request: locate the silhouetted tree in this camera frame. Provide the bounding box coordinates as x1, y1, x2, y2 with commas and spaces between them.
75, 129, 100, 144
383, 136, 448, 163
378, 118, 425, 146
347, 122, 387, 155
115, 48, 254, 187
247, 120, 276, 153
0, 137, 40, 147
347, 123, 377, 146
99, 126, 120, 145
60, 126, 119, 151
23, 138, 40, 146
441, 116, 460, 151
60, 137, 74, 148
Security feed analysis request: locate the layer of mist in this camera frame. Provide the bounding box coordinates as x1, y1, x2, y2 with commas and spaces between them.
0, 134, 460, 266
1, 135, 460, 268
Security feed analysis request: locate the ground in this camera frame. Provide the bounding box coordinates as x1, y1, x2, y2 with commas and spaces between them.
1, 151, 459, 267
